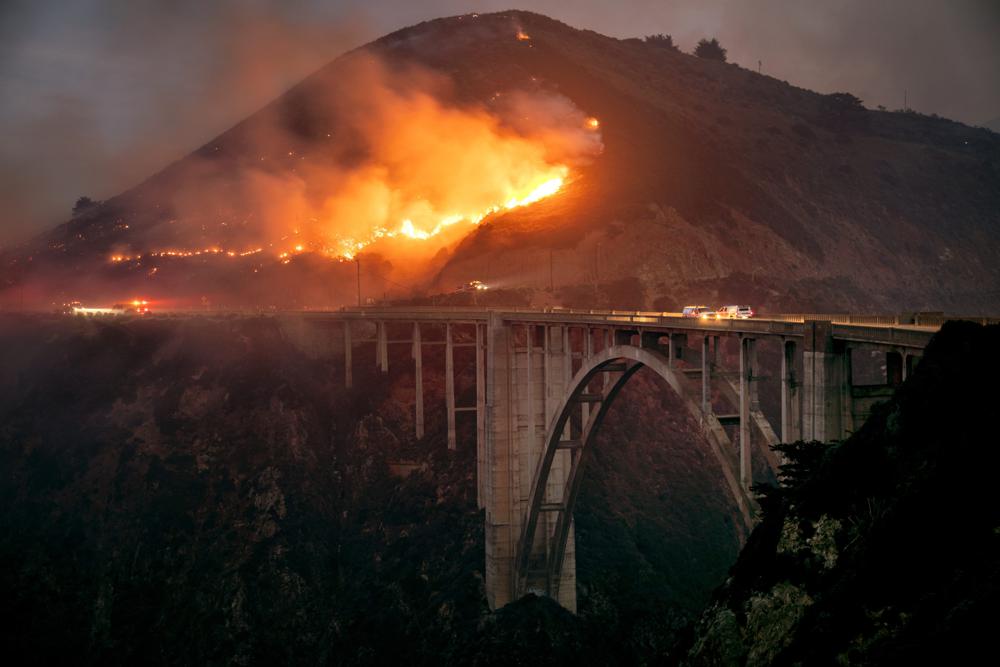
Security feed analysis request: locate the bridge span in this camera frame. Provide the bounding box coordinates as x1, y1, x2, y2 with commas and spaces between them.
294, 307, 942, 612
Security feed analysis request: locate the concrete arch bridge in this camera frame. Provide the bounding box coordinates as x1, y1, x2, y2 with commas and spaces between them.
294, 307, 943, 612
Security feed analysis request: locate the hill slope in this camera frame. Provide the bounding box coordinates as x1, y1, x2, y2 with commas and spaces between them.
682, 321, 1000, 664
3, 10, 999, 312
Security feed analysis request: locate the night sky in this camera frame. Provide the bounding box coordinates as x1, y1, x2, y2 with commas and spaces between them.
2, 0, 998, 244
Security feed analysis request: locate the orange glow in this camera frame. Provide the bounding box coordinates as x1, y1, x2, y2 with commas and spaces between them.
110, 247, 263, 263
106, 57, 603, 269
586, 117, 600, 130
516, 30, 531, 41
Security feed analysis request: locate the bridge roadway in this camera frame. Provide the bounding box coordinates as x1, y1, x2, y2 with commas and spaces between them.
290, 306, 947, 612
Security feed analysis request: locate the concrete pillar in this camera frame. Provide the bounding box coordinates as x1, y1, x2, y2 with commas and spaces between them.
524, 326, 537, 495
739, 336, 757, 490
781, 339, 801, 443
376, 321, 388, 373
840, 347, 854, 436
476, 323, 486, 509
802, 320, 849, 442
485, 314, 515, 609
485, 318, 578, 612
886, 350, 903, 386
343, 320, 352, 389
669, 334, 686, 364
446, 323, 456, 450
701, 335, 711, 416
413, 322, 424, 440
582, 328, 592, 427
562, 327, 572, 442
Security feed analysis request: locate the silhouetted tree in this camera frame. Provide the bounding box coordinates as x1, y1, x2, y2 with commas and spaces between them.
694, 37, 727, 62
644, 33, 678, 51
72, 196, 98, 216
819, 92, 868, 131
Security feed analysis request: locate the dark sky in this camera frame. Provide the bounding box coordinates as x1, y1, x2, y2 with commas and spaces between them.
2, 0, 998, 244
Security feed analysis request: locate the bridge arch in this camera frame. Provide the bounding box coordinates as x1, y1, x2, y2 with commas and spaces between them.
514, 343, 753, 601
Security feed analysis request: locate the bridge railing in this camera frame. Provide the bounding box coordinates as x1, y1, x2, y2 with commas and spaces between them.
831, 324, 935, 349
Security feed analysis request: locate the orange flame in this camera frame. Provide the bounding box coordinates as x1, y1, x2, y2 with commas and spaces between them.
107, 57, 603, 270
516, 30, 531, 41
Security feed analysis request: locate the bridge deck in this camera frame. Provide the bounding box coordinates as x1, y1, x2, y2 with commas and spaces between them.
298, 307, 942, 348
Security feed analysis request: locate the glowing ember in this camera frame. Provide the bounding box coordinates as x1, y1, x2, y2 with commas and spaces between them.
516, 30, 531, 41
586, 117, 600, 130
110, 247, 263, 263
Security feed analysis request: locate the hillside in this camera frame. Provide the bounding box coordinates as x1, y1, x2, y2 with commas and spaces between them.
681, 321, 1000, 664
2, 10, 999, 313
0, 314, 741, 663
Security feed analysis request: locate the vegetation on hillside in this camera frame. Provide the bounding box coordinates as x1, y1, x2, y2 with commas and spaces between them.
681, 321, 1000, 664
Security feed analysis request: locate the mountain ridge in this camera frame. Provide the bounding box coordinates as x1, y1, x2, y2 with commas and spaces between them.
3, 10, 998, 313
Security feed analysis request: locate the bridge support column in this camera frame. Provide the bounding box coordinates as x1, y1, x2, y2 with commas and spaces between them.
543, 326, 575, 611
446, 323, 456, 450
476, 324, 486, 508
485, 315, 515, 610
840, 348, 854, 436
581, 328, 592, 429
485, 317, 576, 612
802, 320, 850, 442
702, 335, 711, 416
413, 323, 424, 440
739, 336, 757, 490
781, 339, 801, 443
343, 321, 352, 389
376, 321, 388, 373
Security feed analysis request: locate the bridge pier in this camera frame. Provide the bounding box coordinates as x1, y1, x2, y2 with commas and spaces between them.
376, 321, 388, 373
781, 339, 801, 443
446, 323, 456, 450
739, 336, 758, 489
802, 320, 852, 442
702, 335, 711, 415
476, 323, 486, 508
413, 323, 424, 440
343, 321, 352, 389
485, 317, 577, 612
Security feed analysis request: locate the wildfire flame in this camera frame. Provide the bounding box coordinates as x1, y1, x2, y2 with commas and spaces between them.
105, 56, 603, 270
334, 171, 567, 259
516, 30, 531, 41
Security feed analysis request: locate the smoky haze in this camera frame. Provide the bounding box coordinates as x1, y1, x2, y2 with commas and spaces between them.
2, 0, 999, 244
0, 0, 371, 245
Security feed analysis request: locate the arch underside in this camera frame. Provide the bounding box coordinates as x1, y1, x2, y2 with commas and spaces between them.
514, 344, 759, 601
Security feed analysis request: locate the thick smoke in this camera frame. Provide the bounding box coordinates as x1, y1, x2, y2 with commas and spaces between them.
0, 0, 370, 245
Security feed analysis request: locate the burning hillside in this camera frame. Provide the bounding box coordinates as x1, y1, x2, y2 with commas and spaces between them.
2, 10, 998, 312
107, 53, 601, 268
